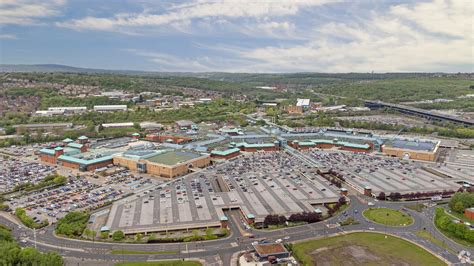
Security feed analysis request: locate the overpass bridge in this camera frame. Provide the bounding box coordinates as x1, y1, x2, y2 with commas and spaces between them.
365, 100, 474, 126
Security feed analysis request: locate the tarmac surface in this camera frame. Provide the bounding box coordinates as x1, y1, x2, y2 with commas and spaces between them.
2, 193, 472, 266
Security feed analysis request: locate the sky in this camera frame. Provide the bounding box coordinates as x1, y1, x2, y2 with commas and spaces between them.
0, 0, 472, 73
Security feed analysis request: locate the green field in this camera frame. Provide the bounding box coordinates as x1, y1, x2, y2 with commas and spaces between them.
363, 208, 413, 226
114, 261, 201, 266
292, 232, 446, 266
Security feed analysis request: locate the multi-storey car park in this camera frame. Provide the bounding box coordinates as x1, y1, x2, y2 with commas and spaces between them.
431, 150, 474, 186
303, 150, 471, 197
98, 152, 341, 236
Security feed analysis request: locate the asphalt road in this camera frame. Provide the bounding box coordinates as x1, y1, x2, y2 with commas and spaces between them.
2, 194, 472, 266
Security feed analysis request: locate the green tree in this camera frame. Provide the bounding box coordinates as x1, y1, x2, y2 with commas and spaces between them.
18, 247, 42, 265
454, 201, 465, 213
133, 122, 141, 130
0, 241, 20, 265
205, 228, 214, 238
437, 216, 451, 230
55, 211, 89, 237
40, 252, 63, 266
135, 233, 143, 241
112, 230, 124, 241
449, 192, 474, 213
455, 223, 467, 238
83, 228, 92, 240
4, 126, 15, 135
100, 231, 109, 239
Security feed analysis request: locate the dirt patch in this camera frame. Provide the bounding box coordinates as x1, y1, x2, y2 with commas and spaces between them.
309, 244, 411, 266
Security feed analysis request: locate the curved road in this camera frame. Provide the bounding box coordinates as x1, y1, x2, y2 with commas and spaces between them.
2, 195, 471, 265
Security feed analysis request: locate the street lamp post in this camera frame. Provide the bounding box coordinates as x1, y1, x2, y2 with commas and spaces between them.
33, 228, 37, 249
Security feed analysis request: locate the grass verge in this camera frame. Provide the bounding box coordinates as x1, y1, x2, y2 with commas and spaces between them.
415, 230, 456, 254
363, 207, 413, 226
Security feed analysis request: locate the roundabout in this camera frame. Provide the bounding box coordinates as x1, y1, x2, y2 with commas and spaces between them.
363, 207, 414, 227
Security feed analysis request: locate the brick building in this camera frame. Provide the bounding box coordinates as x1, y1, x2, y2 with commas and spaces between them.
113, 150, 210, 178
57, 155, 113, 171
234, 142, 280, 152
145, 134, 192, 144
465, 208, 474, 220
210, 148, 241, 160
381, 139, 440, 161
289, 139, 371, 153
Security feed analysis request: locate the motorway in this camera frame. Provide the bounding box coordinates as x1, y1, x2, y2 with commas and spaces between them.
1, 194, 472, 266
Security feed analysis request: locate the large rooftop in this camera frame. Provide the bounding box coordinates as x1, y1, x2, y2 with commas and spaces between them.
120, 150, 162, 160
146, 151, 202, 165
384, 139, 438, 152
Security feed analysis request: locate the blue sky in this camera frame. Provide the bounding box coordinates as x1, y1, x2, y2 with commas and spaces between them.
0, 0, 472, 72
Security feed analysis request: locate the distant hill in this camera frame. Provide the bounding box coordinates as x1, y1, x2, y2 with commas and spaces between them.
0, 64, 458, 81
0, 64, 153, 74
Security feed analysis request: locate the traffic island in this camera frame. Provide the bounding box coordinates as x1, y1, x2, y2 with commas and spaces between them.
363, 207, 413, 227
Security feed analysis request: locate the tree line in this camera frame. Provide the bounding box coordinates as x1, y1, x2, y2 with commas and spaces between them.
0, 224, 63, 265
434, 208, 474, 244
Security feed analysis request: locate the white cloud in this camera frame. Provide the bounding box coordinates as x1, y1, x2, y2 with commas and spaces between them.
54, 0, 472, 72
57, 0, 338, 32
390, 0, 471, 38
124, 49, 214, 72
0, 0, 66, 25
233, 0, 474, 72
0, 33, 17, 39
125, 48, 263, 72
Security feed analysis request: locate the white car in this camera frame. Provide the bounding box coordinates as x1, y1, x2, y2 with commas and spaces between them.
283, 236, 290, 240
275, 239, 282, 243
368, 202, 375, 206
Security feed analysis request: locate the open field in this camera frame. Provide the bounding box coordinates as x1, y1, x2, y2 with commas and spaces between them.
292, 232, 446, 266
363, 208, 413, 226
